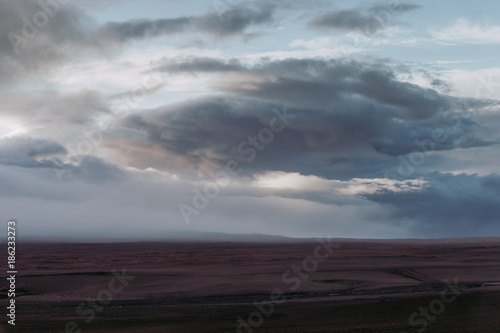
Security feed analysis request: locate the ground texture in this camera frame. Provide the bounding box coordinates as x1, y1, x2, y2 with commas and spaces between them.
1, 239, 500, 332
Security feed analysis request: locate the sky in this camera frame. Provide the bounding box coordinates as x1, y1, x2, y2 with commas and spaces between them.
1, 0, 500, 240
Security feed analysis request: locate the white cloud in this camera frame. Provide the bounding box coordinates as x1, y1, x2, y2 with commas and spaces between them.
253, 171, 332, 191
243, 37, 364, 61
441, 68, 500, 99
253, 171, 428, 196
48, 45, 225, 94
289, 36, 337, 49
340, 178, 429, 196
430, 19, 500, 45
0, 118, 28, 138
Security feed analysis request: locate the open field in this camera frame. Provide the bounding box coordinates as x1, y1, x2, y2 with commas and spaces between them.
2, 238, 500, 332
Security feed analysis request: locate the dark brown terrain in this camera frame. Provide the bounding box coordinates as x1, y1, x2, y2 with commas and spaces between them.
1, 238, 500, 332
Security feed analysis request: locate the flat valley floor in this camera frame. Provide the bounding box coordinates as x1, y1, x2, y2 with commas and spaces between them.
1, 239, 500, 332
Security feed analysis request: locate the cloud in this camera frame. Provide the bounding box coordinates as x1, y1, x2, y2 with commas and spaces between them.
0, 135, 127, 186
0, 1, 275, 86
340, 177, 429, 196
195, 58, 449, 119
430, 19, 500, 45
0, 137, 66, 169
155, 57, 450, 119
308, 2, 420, 35
0, 89, 112, 150
95, 4, 275, 44
0, 0, 96, 85
106, 58, 492, 180
252, 171, 429, 205
154, 57, 245, 73
1, 145, 497, 239
63, 155, 126, 183
195, 4, 275, 37
364, 172, 500, 237
96, 17, 191, 43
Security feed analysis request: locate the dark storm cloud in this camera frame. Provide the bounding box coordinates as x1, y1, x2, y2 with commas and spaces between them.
361, 172, 500, 237
106, 57, 497, 180
113, 97, 485, 181
309, 2, 420, 34
96, 5, 275, 43
158, 57, 449, 119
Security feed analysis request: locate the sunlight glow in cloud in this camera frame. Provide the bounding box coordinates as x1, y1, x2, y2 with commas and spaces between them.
0, 118, 27, 138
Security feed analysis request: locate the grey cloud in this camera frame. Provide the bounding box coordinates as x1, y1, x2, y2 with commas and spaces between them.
1, 141, 496, 240
482, 174, 500, 196
155, 57, 245, 73
0, 161, 401, 240
111, 93, 485, 181
309, 2, 420, 34
0, 1, 274, 85
104, 58, 493, 179
106, 57, 496, 181
96, 17, 191, 43
31, 89, 110, 126
0, 137, 66, 169
362, 172, 500, 237
368, 2, 421, 14
0, 135, 124, 185
95, 5, 275, 44
310, 8, 374, 31
162, 57, 449, 120
195, 4, 274, 37
62, 155, 126, 183
0, 0, 95, 85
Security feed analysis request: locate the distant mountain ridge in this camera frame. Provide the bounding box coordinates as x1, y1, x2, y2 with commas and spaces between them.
18, 230, 500, 244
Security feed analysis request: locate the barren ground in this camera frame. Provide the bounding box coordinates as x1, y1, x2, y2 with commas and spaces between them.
1, 239, 500, 332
